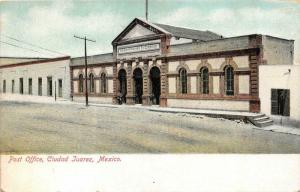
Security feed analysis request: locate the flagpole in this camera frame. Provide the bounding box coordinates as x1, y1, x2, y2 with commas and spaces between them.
146, 0, 148, 20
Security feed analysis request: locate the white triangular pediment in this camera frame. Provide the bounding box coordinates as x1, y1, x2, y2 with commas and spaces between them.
122, 24, 156, 40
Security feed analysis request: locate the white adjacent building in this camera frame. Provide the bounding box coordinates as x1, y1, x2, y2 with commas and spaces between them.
0, 56, 71, 101
259, 64, 300, 127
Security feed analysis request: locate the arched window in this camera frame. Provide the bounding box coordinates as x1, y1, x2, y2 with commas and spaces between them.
225, 66, 234, 96
89, 73, 95, 93
78, 74, 84, 93
200, 67, 209, 94
100, 73, 107, 93
179, 68, 187, 94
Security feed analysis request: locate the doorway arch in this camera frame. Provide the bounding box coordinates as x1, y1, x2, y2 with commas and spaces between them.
150, 67, 161, 105
118, 69, 127, 103
133, 68, 143, 104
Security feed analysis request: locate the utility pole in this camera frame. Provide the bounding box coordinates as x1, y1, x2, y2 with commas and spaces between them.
145, 0, 149, 20
74, 35, 96, 106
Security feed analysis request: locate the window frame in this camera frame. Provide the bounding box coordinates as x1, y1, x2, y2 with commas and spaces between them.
179, 68, 187, 94
89, 73, 95, 93
200, 67, 209, 94
58, 79, 63, 97
38, 77, 42, 96
78, 74, 84, 93
19, 78, 24, 94
224, 66, 234, 96
11, 79, 15, 93
47, 76, 52, 96
100, 73, 107, 94
3, 80, 6, 93
28, 78, 32, 95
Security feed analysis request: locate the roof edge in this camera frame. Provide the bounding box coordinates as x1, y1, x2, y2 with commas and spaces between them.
0, 56, 70, 69
263, 35, 294, 42
0, 56, 51, 59
71, 52, 113, 60
136, 17, 172, 35
112, 18, 171, 44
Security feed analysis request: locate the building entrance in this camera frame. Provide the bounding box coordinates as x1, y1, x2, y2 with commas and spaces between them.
133, 68, 143, 104
271, 89, 290, 116
118, 69, 127, 103
150, 67, 160, 105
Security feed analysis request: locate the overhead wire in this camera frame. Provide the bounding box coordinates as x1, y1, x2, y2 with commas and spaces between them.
0, 40, 57, 57
2, 34, 67, 56
0, 34, 68, 57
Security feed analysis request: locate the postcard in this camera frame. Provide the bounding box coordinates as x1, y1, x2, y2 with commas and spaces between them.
0, 0, 299, 191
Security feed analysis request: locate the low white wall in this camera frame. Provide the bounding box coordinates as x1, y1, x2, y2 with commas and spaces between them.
259, 65, 300, 127
167, 99, 249, 111
73, 96, 113, 104
0, 93, 66, 103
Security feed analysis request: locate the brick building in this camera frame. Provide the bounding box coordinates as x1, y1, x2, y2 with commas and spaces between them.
70, 18, 294, 112
0, 18, 295, 115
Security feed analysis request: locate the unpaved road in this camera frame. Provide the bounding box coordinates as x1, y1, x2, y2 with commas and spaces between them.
1, 101, 300, 153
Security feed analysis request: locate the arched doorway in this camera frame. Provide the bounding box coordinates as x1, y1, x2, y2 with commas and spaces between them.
118, 69, 127, 103
133, 68, 143, 104
150, 67, 160, 105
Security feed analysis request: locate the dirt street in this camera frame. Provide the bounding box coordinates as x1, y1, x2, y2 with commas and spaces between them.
1, 101, 300, 153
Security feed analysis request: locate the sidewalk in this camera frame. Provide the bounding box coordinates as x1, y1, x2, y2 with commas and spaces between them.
1, 94, 299, 136
254, 125, 300, 136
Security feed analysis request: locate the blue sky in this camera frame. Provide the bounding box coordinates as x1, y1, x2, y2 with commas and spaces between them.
0, 0, 299, 64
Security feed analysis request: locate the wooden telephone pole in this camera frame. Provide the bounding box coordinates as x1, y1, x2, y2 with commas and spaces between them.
74, 35, 96, 106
